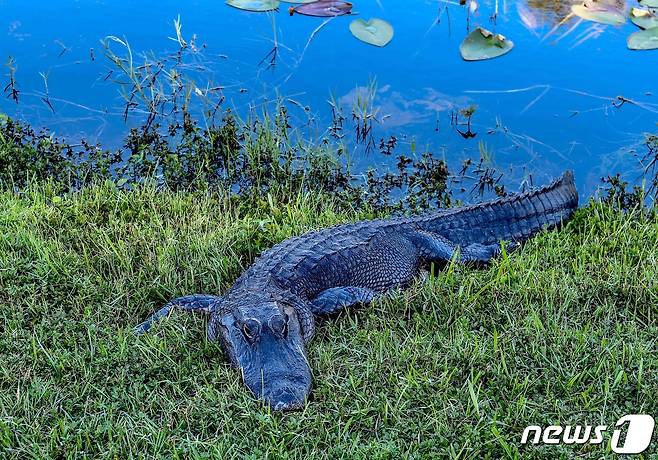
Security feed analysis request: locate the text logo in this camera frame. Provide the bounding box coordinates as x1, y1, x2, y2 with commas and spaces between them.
521, 414, 655, 454
610, 415, 655, 454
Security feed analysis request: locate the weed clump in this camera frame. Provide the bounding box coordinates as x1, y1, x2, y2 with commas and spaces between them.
0, 111, 457, 215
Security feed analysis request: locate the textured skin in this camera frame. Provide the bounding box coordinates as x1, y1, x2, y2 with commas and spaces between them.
134, 294, 223, 334
135, 170, 579, 409
214, 169, 577, 326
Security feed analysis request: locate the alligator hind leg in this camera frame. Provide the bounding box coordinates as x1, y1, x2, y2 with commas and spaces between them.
134, 294, 223, 335
413, 230, 506, 264
310, 287, 378, 315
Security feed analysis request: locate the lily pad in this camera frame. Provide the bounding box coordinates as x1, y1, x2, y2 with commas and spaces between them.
289, 1, 352, 16
628, 27, 658, 49
226, 0, 280, 11
349, 18, 394, 47
640, 0, 658, 7
459, 27, 514, 61
571, 2, 626, 25
630, 7, 658, 28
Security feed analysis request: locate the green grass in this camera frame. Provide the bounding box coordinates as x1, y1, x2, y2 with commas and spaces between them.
1, 184, 657, 459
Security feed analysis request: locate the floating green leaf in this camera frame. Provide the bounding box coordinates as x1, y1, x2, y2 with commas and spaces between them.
630, 7, 658, 29
459, 27, 514, 61
628, 27, 658, 49
640, 0, 658, 7
571, 2, 626, 25
226, 0, 280, 12
349, 18, 394, 47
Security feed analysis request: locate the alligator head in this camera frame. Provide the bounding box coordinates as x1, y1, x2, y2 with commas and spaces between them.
211, 295, 313, 411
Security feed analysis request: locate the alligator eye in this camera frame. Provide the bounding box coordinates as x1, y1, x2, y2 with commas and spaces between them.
242, 324, 253, 341
241, 319, 260, 343
283, 313, 290, 337
281, 316, 288, 338
269, 313, 288, 338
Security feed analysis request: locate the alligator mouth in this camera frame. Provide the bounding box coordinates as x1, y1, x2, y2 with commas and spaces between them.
255, 372, 311, 411
264, 387, 309, 411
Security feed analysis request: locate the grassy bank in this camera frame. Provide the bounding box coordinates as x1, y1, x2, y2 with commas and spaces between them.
0, 184, 657, 459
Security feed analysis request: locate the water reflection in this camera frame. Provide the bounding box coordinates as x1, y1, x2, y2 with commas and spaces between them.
523, 0, 573, 26
519, 0, 626, 28
0, 0, 655, 194
338, 84, 471, 128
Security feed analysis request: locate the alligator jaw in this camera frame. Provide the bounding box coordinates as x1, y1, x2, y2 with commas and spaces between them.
263, 377, 311, 411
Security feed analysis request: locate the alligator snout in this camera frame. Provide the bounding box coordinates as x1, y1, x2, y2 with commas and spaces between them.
260, 372, 311, 411
266, 386, 308, 411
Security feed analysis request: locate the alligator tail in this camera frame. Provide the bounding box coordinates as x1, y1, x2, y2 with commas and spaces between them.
418, 170, 579, 246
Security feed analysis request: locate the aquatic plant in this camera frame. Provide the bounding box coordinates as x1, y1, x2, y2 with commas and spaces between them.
3, 56, 19, 104
226, 0, 280, 12
451, 104, 478, 139
350, 78, 380, 150
628, 27, 658, 50
641, 133, 658, 197
0, 110, 456, 215
630, 7, 658, 30
600, 173, 647, 210
460, 28, 514, 61
99, 20, 224, 133
349, 18, 394, 47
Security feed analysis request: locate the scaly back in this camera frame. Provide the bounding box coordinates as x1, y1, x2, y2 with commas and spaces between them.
412, 170, 578, 246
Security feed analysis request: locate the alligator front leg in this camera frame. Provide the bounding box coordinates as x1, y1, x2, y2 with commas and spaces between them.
134, 294, 223, 334
310, 287, 378, 315
412, 230, 505, 264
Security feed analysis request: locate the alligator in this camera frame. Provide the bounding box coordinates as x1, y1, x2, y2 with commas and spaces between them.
135, 170, 578, 411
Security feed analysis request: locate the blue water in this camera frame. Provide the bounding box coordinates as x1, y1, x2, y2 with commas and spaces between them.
1, 0, 657, 194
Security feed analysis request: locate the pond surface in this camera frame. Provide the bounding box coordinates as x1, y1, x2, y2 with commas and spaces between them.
2, 0, 657, 195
